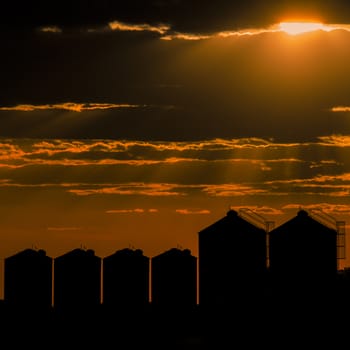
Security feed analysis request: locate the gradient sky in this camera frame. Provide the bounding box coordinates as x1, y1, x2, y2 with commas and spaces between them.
2, 0, 350, 296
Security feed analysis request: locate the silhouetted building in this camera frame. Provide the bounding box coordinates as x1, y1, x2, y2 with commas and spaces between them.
198, 209, 268, 309
4, 248, 52, 309
269, 209, 338, 299
103, 248, 149, 309
54, 248, 101, 311
337, 268, 350, 307
151, 248, 197, 309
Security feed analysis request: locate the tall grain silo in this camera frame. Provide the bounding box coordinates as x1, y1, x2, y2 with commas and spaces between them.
198, 209, 272, 309
151, 248, 197, 309
269, 209, 345, 299
4, 248, 53, 310
103, 248, 150, 309
54, 248, 101, 312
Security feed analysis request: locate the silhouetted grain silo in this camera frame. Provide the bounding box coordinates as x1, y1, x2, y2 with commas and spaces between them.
4, 248, 52, 310
103, 248, 149, 309
198, 209, 270, 309
54, 248, 101, 311
151, 248, 197, 309
269, 209, 344, 298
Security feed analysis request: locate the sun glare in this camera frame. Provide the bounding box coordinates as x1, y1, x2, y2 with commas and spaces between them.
279, 22, 332, 35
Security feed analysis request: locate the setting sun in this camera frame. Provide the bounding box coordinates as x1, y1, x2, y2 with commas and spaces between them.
279, 21, 332, 35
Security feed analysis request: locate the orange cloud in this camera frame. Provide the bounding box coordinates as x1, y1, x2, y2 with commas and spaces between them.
283, 203, 350, 215
311, 174, 350, 183
2, 158, 199, 167
108, 20, 169, 34
68, 183, 271, 198
0, 182, 84, 188
230, 206, 284, 216
202, 184, 268, 197
318, 135, 350, 147
67, 20, 350, 41
175, 209, 210, 215
170, 22, 350, 40
161, 33, 211, 41
310, 160, 342, 168
31, 140, 129, 155
2, 138, 350, 201
106, 208, 158, 214
331, 106, 350, 112
217, 27, 278, 38
4, 138, 307, 168
68, 183, 186, 197
10, 138, 304, 158
106, 209, 144, 214
265, 174, 350, 197
0, 103, 143, 112
325, 190, 350, 197
267, 173, 350, 185
0, 143, 26, 159
39, 26, 62, 33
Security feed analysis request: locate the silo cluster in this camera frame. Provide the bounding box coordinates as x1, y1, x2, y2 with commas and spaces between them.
2, 209, 345, 311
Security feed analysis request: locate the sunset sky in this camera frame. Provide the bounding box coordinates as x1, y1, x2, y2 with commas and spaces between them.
2, 1, 350, 296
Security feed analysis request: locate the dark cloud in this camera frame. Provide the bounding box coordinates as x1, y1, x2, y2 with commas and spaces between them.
1, 28, 350, 141
3, 1, 350, 33
0, 137, 349, 188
